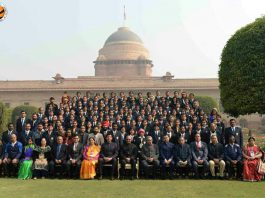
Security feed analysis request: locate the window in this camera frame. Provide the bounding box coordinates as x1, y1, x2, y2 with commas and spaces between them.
24, 102, 29, 106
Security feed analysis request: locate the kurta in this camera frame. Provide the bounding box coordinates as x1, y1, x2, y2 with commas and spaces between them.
243, 145, 262, 182
80, 145, 100, 179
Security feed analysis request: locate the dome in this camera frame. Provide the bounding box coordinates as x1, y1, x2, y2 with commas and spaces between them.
104, 27, 143, 46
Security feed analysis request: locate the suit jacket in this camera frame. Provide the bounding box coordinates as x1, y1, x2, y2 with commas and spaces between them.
190, 141, 208, 161
120, 143, 138, 160
16, 118, 30, 134
110, 130, 122, 148
51, 144, 68, 162
42, 131, 57, 147
28, 119, 40, 132
78, 132, 89, 146
208, 143, 224, 160
174, 143, 191, 163
150, 130, 163, 145
224, 127, 243, 147
176, 132, 191, 144
99, 142, 118, 159
20, 130, 34, 146
141, 143, 159, 161
4, 141, 23, 159
0, 144, 5, 159
68, 143, 83, 161
1, 131, 17, 145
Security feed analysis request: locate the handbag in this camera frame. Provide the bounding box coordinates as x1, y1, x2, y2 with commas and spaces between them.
257, 151, 265, 175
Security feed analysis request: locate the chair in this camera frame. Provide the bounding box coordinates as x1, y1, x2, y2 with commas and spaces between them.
102, 158, 120, 178
118, 158, 139, 179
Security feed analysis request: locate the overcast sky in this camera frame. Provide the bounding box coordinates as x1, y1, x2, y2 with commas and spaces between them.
0, 0, 264, 80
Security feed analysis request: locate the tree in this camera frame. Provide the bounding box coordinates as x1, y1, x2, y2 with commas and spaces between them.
11, 105, 38, 124
0, 102, 12, 134
219, 16, 265, 117
196, 96, 219, 115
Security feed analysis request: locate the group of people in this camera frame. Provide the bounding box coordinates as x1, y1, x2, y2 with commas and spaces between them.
0, 90, 264, 182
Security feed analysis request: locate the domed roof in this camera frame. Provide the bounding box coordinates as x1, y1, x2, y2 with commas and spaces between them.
104, 27, 143, 46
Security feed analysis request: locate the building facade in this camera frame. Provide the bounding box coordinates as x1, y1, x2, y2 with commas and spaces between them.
0, 26, 220, 108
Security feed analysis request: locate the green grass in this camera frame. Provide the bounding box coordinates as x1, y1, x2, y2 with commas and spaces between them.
0, 179, 264, 198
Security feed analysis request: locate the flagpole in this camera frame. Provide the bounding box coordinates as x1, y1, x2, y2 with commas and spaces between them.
123, 5, 126, 27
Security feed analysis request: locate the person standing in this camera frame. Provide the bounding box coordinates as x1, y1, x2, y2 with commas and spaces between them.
225, 119, 243, 147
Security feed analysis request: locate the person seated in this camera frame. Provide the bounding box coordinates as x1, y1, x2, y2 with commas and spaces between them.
66, 135, 83, 179
224, 135, 243, 180
159, 134, 175, 179
208, 135, 225, 179
18, 138, 35, 180
49, 135, 68, 179
32, 138, 51, 179
140, 136, 160, 179
242, 137, 263, 182
190, 133, 209, 179
174, 137, 191, 178
98, 133, 118, 180
3, 134, 23, 177
80, 137, 100, 180
120, 135, 138, 180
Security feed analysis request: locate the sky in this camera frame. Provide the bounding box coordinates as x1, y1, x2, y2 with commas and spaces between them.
0, 0, 264, 80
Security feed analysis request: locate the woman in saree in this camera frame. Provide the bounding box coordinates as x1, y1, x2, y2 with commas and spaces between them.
32, 138, 51, 179
80, 137, 100, 179
18, 138, 35, 180
242, 137, 263, 182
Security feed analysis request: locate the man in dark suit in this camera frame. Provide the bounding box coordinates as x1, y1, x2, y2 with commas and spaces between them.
2, 123, 17, 145
45, 97, 59, 116
20, 123, 33, 146
159, 134, 175, 179
174, 137, 191, 178
150, 125, 163, 145
49, 135, 68, 178
109, 123, 122, 148
78, 125, 88, 146
66, 135, 83, 179
225, 119, 243, 147
28, 113, 39, 132
190, 133, 209, 179
120, 135, 138, 180
98, 134, 119, 180
42, 124, 57, 147
15, 110, 29, 139
208, 123, 224, 145
176, 126, 191, 144
208, 135, 225, 179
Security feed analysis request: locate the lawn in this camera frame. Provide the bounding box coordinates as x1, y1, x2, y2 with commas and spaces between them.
0, 179, 264, 198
